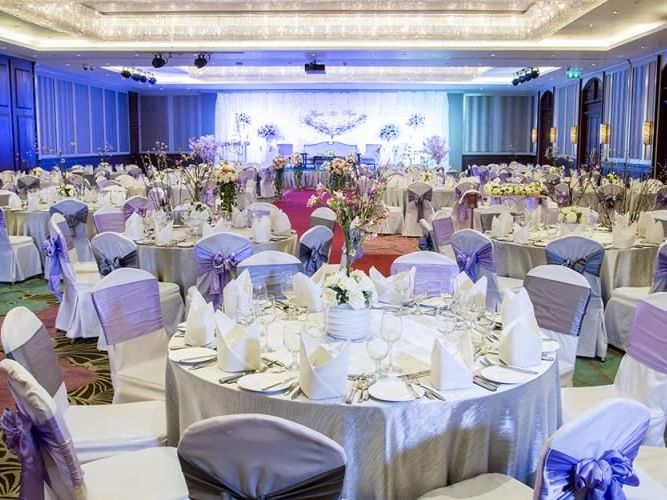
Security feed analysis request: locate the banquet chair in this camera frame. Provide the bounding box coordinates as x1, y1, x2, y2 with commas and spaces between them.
247, 201, 281, 217
598, 183, 625, 213
605, 242, 667, 350
177, 414, 346, 499
1, 307, 168, 463
403, 181, 434, 237
420, 398, 667, 500
46, 218, 102, 339
545, 235, 607, 359
451, 230, 523, 310
100, 184, 128, 207
0, 359, 188, 500
653, 186, 667, 210
0, 189, 13, 206
92, 206, 125, 233
453, 185, 480, 230
390, 251, 459, 297
562, 293, 667, 447
49, 213, 99, 276
123, 195, 149, 219
421, 208, 455, 259
17, 174, 40, 193
126, 164, 143, 178
91, 232, 184, 335
477, 205, 512, 233
651, 210, 667, 234
298, 225, 334, 276
259, 167, 275, 198
96, 177, 120, 189
524, 265, 592, 387
237, 167, 258, 209
91, 268, 169, 403
50, 199, 95, 263
237, 251, 303, 298
188, 232, 254, 310
0, 207, 42, 283
309, 206, 337, 232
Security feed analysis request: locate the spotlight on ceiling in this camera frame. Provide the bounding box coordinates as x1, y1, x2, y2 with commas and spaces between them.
511, 67, 540, 86
152, 53, 167, 68
120, 67, 157, 85
194, 53, 210, 69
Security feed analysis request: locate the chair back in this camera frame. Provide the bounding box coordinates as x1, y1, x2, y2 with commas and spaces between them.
478, 205, 512, 233
533, 398, 649, 500
0, 359, 86, 500
177, 414, 346, 500
385, 172, 406, 189
0, 189, 12, 207
123, 195, 149, 219
651, 210, 667, 237
450, 229, 501, 309
92, 206, 125, 233
0, 207, 9, 246
237, 251, 302, 298
125, 165, 143, 178
247, 201, 280, 216
390, 251, 458, 296
194, 232, 254, 308
17, 175, 40, 192
91, 232, 139, 276
298, 226, 333, 276
598, 183, 625, 212
310, 206, 337, 232
1, 307, 68, 413
49, 199, 88, 238
430, 209, 455, 249
649, 242, 667, 293
545, 236, 605, 293
653, 186, 667, 210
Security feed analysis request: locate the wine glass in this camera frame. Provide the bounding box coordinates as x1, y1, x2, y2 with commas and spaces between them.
257, 295, 276, 352
253, 282, 268, 303
301, 312, 323, 340
412, 283, 429, 315
380, 311, 403, 375
280, 273, 296, 318
366, 335, 389, 381
282, 321, 301, 371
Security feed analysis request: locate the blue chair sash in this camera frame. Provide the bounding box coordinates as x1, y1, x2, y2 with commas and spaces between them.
42, 236, 65, 301
407, 187, 433, 222
49, 206, 88, 238
452, 240, 496, 282
97, 250, 139, 276
195, 243, 253, 309
545, 248, 604, 277
299, 242, 329, 276
649, 249, 667, 293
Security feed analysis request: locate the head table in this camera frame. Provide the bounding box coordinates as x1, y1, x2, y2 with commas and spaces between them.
165, 309, 560, 500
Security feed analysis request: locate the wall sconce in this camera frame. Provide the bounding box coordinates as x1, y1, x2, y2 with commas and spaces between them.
642, 121, 653, 146
570, 126, 578, 145
549, 127, 557, 144
599, 123, 610, 145
531, 127, 538, 145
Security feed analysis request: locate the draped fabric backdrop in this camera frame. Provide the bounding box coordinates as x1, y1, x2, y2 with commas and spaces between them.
215, 91, 448, 164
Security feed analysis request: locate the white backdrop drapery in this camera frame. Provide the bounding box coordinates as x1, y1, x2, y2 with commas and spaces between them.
215, 91, 448, 165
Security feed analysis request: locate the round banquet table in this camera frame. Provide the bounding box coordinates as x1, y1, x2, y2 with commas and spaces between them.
137, 227, 298, 295
384, 186, 456, 211
165, 310, 560, 500
493, 228, 659, 303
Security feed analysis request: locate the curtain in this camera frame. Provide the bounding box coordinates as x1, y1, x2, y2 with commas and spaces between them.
554, 82, 579, 158
604, 69, 629, 160
629, 61, 657, 161
215, 91, 448, 164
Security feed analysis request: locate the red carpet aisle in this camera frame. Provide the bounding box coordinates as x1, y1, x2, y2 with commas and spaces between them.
274, 189, 418, 275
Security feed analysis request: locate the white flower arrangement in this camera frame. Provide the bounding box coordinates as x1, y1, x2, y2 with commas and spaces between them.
186, 201, 210, 224
485, 181, 544, 197
31, 167, 44, 177
558, 206, 585, 225
322, 270, 377, 310
214, 162, 239, 184
57, 183, 76, 198
606, 173, 622, 186
98, 161, 111, 171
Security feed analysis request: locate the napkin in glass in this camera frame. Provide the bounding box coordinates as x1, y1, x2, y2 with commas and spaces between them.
223, 269, 253, 320
369, 266, 415, 305
27, 192, 40, 211
252, 214, 272, 243
154, 219, 173, 246
498, 312, 542, 368
460, 276, 487, 310
8, 193, 21, 209
299, 335, 350, 400
293, 272, 323, 312
612, 214, 637, 249
215, 310, 261, 373
271, 210, 292, 235
491, 211, 513, 237
501, 287, 534, 326
231, 207, 247, 228
645, 216, 665, 244
431, 332, 474, 390
124, 212, 145, 241
513, 223, 529, 244
185, 289, 215, 347
638, 212, 652, 238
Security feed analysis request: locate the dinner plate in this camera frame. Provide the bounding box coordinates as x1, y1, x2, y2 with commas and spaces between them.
135, 239, 153, 245
176, 241, 194, 248
237, 373, 295, 393
532, 241, 547, 247
542, 339, 560, 352
479, 365, 534, 384
368, 379, 425, 402
168, 347, 216, 364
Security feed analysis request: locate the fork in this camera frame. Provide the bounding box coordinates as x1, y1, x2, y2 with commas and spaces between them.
345, 378, 360, 405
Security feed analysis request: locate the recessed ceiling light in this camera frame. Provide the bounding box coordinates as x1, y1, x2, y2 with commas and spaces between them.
65, 63, 70, 66
640, 45, 646, 49
612, 10, 618, 15
75, 54, 81, 57
490, 53, 495, 57
591, 63, 596, 67
588, 23, 593, 28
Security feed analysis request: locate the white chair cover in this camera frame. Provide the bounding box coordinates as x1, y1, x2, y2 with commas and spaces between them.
524, 265, 592, 387
403, 182, 434, 237
237, 251, 303, 298
298, 225, 334, 276
91, 268, 168, 403
50, 199, 94, 263
429, 208, 455, 258
258, 167, 276, 198
309, 206, 337, 232
92, 206, 125, 234
546, 235, 607, 359
390, 251, 458, 297
0, 207, 42, 283
177, 414, 346, 499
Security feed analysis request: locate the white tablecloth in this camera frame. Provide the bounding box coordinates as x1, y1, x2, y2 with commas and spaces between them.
137, 227, 298, 295
166, 311, 560, 499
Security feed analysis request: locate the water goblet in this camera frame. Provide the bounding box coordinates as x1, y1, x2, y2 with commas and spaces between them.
380, 311, 403, 375
366, 335, 389, 380
258, 296, 276, 352
282, 321, 302, 371
280, 273, 296, 318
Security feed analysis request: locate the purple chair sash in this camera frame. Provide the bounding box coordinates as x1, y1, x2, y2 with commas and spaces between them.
452, 240, 496, 282
524, 275, 591, 336
538, 424, 646, 500
626, 300, 667, 375
93, 211, 126, 233
92, 279, 163, 345
407, 186, 433, 222
649, 247, 667, 293
431, 217, 454, 248
392, 262, 458, 296
123, 199, 149, 219
545, 247, 604, 277
97, 250, 139, 276
1, 409, 84, 500
42, 236, 66, 301
299, 242, 329, 276
49, 205, 88, 238
0, 208, 6, 231
195, 243, 253, 309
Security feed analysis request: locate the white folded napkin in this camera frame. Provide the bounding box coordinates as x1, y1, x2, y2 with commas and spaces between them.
252, 214, 272, 243
637, 212, 652, 238
612, 220, 637, 249
124, 212, 145, 241
453, 271, 474, 299
154, 220, 173, 246
299, 335, 350, 400
214, 310, 261, 373
501, 287, 534, 326
223, 270, 253, 319
369, 266, 415, 305
513, 223, 529, 244
8, 193, 21, 209
271, 210, 292, 235
645, 216, 665, 245
431, 332, 474, 390
185, 289, 215, 347
27, 193, 40, 211
491, 211, 512, 237
231, 207, 247, 228
460, 276, 487, 310
293, 272, 323, 312
498, 312, 542, 368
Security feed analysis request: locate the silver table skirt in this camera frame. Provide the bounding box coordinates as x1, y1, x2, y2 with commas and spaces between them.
166, 359, 560, 499
494, 240, 657, 302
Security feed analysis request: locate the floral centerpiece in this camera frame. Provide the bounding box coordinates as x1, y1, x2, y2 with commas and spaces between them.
325, 157, 353, 191
31, 167, 44, 177
257, 124, 279, 142
214, 161, 239, 215
321, 270, 378, 340
301, 109, 367, 143
485, 180, 545, 197
423, 136, 449, 165
558, 206, 585, 224
97, 161, 111, 172
379, 123, 400, 142
606, 172, 621, 185
185, 201, 210, 236
57, 183, 76, 198
272, 156, 287, 198
290, 153, 304, 189
407, 113, 425, 129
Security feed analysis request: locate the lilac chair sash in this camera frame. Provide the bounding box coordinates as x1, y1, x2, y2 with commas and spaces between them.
545, 247, 604, 277
626, 300, 667, 375
392, 263, 457, 296
241, 263, 303, 298
96, 250, 139, 276
93, 212, 126, 233
524, 275, 591, 336
1, 409, 84, 500
538, 423, 646, 500
649, 247, 667, 293
407, 185, 433, 222
42, 236, 66, 301
49, 205, 88, 238
310, 216, 336, 232
654, 188, 667, 210
299, 242, 329, 276
123, 198, 149, 219
92, 279, 163, 345
431, 217, 454, 248
195, 243, 253, 309
452, 240, 496, 282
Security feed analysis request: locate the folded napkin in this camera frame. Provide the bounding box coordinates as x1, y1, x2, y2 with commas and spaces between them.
8, 193, 21, 209
612, 220, 637, 249
431, 332, 474, 390
215, 310, 261, 373
501, 287, 534, 326
124, 212, 145, 241
271, 210, 292, 235
27, 193, 40, 211
185, 289, 215, 347
453, 271, 474, 301
154, 220, 174, 246
293, 272, 323, 312
498, 312, 542, 368
299, 335, 350, 400
645, 216, 665, 245
223, 270, 253, 320
491, 211, 513, 237
231, 207, 247, 228
638, 212, 652, 238
460, 276, 487, 310
369, 266, 415, 305
513, 223, 529, 244
252, 214, 272, 243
